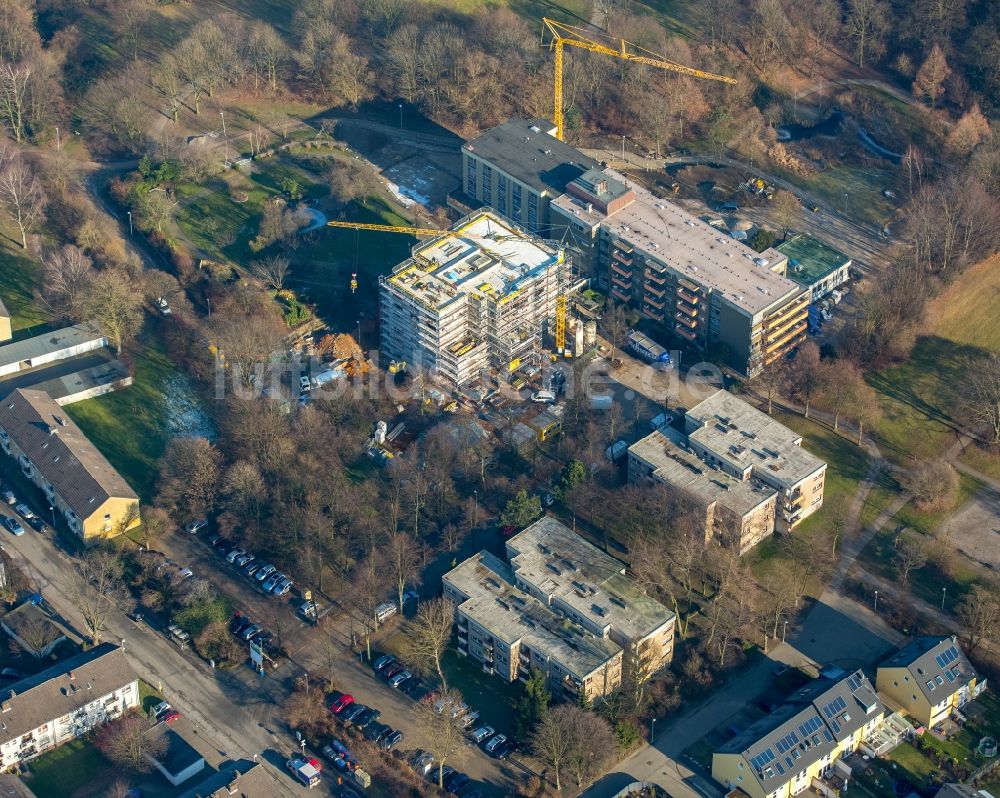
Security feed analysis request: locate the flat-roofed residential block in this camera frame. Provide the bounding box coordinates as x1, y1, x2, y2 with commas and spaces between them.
713, 670, 886, 798
685, 390, 826, 531
443, 551, 623, 702
628, 428, 778, 553
505, 517, 675, 672
460, 118, 598, 233
380, 210, 567, 385
0, 323, 106, 379
0, 388, 140, 540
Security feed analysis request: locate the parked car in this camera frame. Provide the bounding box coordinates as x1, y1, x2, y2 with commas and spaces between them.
272, 578, 292, 597
239, 624, 259, 641
493, 739, 517, 760
234, 553, 254, 567
444, 770, 470, 794
151, 701, 171, 719
375, 601, 397, 623
245, 562, 262, 577
460, 711, 480, 729
372, 654, 395, 673
411, 751, 435, 776
230, 615, 251, 635
160, 709, 181, 724
399, 677, 422, 695
400, 589, 419, 606
25, 516, 46, 532
3, 517, 24, 536
255, 564, 276, 582
329, 694, 354, 714
382, 729, 404, 750
470, 726, 494, 744
250, 630, 271, 647
363, 722, 391, 743
382, 663, 405, 680
185, 519, 207, 534
484, 734, 507, 754
353, 707, 381, 729
340, 703, 367, 724
176, 566, 194, 579
262, 573, 283, 591
225, 548, 246, 563
13, 504, 34, 520
1, 490, 15, 505
209, 534, 227, 547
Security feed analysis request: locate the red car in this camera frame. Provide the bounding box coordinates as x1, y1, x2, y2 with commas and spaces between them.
307, 756, 323, 772
329, 694, 354, 714
161, 709, 181, 724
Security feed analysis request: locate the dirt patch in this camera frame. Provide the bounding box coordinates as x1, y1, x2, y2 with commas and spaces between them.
947, 489, 1000, 569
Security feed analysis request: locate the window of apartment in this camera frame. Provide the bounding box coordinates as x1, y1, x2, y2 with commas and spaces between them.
528, 193, 538, 230
466, 159, 477, 196
512, 184, 522, 217
497, 174, 507, 215
481, 165, 493, 204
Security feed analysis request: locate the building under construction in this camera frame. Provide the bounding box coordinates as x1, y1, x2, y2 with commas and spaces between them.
379, 210, 567, 385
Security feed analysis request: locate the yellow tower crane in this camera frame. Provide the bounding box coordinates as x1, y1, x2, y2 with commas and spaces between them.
327, 219, 571, 354
541, 17, 737, 141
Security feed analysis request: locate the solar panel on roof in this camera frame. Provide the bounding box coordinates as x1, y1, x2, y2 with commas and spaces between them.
830, 719, 841, 734
822, 696, 847, 718
798, 716, 823, 737
823, 729, 835, 743
774, 762, 785, 776
945, 669, 956, 683
785, 756, 794, 769
846, 673, 863, 691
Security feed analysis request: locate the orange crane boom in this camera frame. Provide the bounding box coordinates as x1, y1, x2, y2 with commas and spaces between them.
541, 17, 737, 141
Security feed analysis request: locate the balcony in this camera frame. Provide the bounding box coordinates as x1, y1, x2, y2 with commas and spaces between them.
765, 321, 808, 353
678, 277, 701, 293
645, 295, 666, 311
611, 262, 633, 279
644, 269, 667, 286
611, 287, 630, 303
612, 241, 633, 255
643, 306, 665, 322
677, 287, 701, 305
644, 281, 666, 298
675, 312, 697, 329
675, 324, 697, 342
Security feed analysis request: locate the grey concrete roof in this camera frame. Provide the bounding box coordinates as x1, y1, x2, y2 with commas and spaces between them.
879, 636, 978, 705
629, 430, 777, 518
0, 388, 138, 521
463, 118, 598, 197
0, 643, 136, 743
0, 351, 130, 406
0, 603, 64, 654
687, 390, 826, 487
506, 517, 674, 642
445, 551, 621, 680
718, 670, 884, 795
595, 171, 801, 317
934, 784, 987, 798
0, 324, 105, 369
146, 725, 205, 776
0, 775, 37, 798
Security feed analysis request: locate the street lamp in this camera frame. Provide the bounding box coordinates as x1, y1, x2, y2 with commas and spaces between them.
398, 104, 403, 129
873, 590, 879, 613
782, 620, 788, 643
127, 211, 132, 236
650, 717, 657, 743
473, 490, 479, 527
842, 192, 849, 216
49, 505, 55, 528
356, 319, 362, 350
220, 110, 228, 166
941, 586, 947, 610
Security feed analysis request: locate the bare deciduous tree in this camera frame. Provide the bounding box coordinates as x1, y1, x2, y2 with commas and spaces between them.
157, 436, 222, 521
893, 535, 927, 586
0, 145, 46, 249
95, 710, 165, 773
912, 44, 950, 108
81, 267, 144, 355
957, 581, 1000, 654
69, 548, 132, 645
387, 531, 418, 614
961, 353, 1000, 444
900, 460, 959, 512
249, 254, 291, 291
844, 0, 888, 67
414, 689, 466, 787
404, 596, 453, 690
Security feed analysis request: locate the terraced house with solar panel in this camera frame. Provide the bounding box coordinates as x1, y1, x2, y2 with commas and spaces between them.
712, 670, 887, 798
875, 636, 986, 729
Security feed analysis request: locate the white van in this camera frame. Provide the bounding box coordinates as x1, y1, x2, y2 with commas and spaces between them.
531, 390, 555, 403
375, 601, 397, 623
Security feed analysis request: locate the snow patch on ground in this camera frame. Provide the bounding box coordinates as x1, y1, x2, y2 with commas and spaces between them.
164, 373, 215, 440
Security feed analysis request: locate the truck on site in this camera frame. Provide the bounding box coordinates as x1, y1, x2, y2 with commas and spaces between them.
287, 758, 321, 788
625, 330, 671, 366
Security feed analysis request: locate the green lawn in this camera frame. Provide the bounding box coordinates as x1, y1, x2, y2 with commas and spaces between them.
66, 333, 211, 503
802, 166, 897, 227
892, 473, 981, 536
138, 678, 165, 716
886, 741, 940, 790
0, 236, 50, 334
25, 738, 112, 798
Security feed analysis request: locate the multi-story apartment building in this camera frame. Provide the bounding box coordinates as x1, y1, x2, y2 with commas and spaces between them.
443, 551, 623, 703
505, 517, 675, 672
876, 636, 986, 728
460, 119, 598, 234
685, 390, 827, 531
628, 428, 778, 554
379, 210, 567, 385
713, 670, 886, 798
775, 234, 851, 303
0, 643, 138, 769
0, 388, 140, 540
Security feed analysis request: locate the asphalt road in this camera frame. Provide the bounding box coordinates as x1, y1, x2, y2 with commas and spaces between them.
0, 501, 322, 796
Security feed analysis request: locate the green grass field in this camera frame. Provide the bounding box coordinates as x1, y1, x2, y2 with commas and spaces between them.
25, 738, 112, 798
0, 236, 50, 335
66, 333, 210, 503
